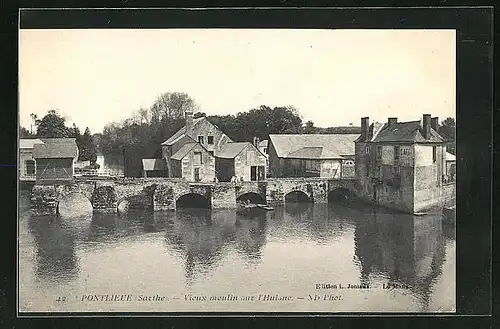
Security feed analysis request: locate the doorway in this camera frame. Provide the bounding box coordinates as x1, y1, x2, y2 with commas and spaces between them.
250, 166, 257, 181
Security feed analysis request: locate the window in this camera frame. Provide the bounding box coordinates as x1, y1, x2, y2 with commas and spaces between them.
432, 146, 437, 162
208, 136, 214, 145
198, 136, 204, 144
194, 152, 202, 165
401, 147, 410, 155
376, 146, 382, 158
395, 166, 401, 174
25, 160, 35, 176
366, 166, 370, 177
264, 147, 268, 154
365, 146, 370, 154
394, 146, 400, 161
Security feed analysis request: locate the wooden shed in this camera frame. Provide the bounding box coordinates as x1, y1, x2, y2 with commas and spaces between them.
33, 138, 79, 184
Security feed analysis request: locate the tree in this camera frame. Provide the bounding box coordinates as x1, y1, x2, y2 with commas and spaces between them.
36, 110, 71, 138
303, 120, 317, 134
150, 92, 200, 123
92, 133, 103, 154
79, 127, 98, 163
439, 117, 456, 155
207, 105, 303, 142
138, 107, 149, 125
439, 117, 455, 141
20, 126, 35, 138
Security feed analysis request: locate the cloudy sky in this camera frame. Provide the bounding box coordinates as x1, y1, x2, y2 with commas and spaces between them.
19, 29, 455, 134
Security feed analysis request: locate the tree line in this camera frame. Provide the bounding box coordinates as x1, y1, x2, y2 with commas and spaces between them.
20, 92, 456, 164
97, 92, 364, 159
20, 110, 98, 164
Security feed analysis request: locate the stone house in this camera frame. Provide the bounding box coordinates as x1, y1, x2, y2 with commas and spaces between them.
355, 114, 453, 214
215, 142, 267, 182
268, 134, 358, 179
32, 138, 79, 185
161, 111, 232, 177
19, 138, 44, 181
170, 142, 215, 182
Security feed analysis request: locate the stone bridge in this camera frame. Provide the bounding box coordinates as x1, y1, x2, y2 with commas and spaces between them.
30, 177, 357, 215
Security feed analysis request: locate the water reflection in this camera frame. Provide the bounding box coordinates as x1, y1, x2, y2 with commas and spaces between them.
162, 208, 267, 284
19, 186, 455, 312
269, 203, 355, 243
28, 216, 82, 284
354, 210, 447, 311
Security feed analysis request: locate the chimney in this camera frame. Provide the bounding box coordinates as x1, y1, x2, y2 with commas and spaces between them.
431, 117, 439, 131
255, 137, 260, 147
185, 111, 194, 138
361, 117, 369, 141
422, 114, 431, 139
388, 117, 398, 126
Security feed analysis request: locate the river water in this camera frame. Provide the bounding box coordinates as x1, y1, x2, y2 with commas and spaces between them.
18, 191, 455, 313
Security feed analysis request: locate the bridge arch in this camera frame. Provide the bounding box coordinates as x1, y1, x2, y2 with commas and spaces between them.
176, 193, 211, 209
285, 190, 312, 203
328, 187, 357, 204
236, 192, 266, 204
57, 192, 93, 217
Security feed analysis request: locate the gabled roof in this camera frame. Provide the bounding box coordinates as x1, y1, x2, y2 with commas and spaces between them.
142, 158, 167, 171
33, 138, 78, 159
446, 152, 456, 161
20, 138, 44, 149
161, 117, 205, 146
371, 121, 444, 143
269, 134, 358, 159
217, 142, 252, 159
171, 143, 198, 160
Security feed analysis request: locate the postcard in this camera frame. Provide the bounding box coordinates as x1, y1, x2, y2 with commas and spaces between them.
18, 22, 458, 314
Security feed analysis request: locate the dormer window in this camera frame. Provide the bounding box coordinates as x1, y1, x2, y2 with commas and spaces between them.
208, 136, 214, 145
198, 136, 204, 144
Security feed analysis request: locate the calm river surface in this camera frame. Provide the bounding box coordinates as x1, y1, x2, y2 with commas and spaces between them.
18, 191, 455, 313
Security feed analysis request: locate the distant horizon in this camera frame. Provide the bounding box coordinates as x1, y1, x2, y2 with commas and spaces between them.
19, 29, 456, 134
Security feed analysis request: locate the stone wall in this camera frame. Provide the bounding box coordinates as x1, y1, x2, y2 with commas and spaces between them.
374, 164, 415, 213
212, 182, 237, 209
414, 182, 455, 213
92, 186, 118, 213
235, 181, 267, 201
30, 185, 58, 216
30, 177, 358, 213
266, 178, 331, 205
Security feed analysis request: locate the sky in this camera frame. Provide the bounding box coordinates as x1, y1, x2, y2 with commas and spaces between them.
19, 29, 456, 134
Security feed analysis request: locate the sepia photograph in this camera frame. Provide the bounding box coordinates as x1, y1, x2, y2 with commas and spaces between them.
18, 27, 457, 314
